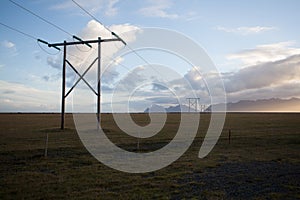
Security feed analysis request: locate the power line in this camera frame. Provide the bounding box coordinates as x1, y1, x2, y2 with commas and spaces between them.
70, 0, 126, 46
0, 21, 60, 53
1, 8, 158, 80
7, 0, 158, 76
71, 0, 163, 79
71, 0, 113, 34
9, 0, 73, 37
0, 23, 91, 65
0, 22, 91, 59
8, 0, 94, 58
0, 21, 37, 40
71, 1, 150, 66
4, 0, 163, 84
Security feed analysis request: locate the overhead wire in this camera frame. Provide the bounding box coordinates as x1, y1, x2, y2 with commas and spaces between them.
1, 1, 127, 93
0, 21, 37, 40
9, 0, 156, 80
8, 0, 100, 58
71, 0, 164, 79
7, 0, 161, 76
2, 2, 95, 63
7, 0, 84, 57
71, 0, 114, 34
0, 21, 58, 55
9, 1, 104, 63
9, 0, 73, 37
49, 0, 142, 79
4, 0, 160, 86
0, 22, 92, 62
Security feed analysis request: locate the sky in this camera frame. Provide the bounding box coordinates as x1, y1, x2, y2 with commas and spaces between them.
0, 0, 300, 112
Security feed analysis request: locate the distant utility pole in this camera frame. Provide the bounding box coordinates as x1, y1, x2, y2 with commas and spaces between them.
186, 98, 200, 112
200, 104, 206, 112
41, 33, 126, 129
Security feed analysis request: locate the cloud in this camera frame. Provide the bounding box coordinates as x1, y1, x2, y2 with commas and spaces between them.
47, 56, 61, 69
2, 40, 17, 55
114, 66, 147, 91
68, 20, 140, 85
101, 66, 119, 84
161, 53, 300, 105
227, 81, 300, 102
0, 80, 59, 112
223, 54, 300, 101
2, 89, 15, 94
146, 96, 178, 104
184, 11, 201, 22
182, 67, 207, 91
152, 83, 168, 91
138, 0, 179, 19
216, 26, 276, 35
105, 0, 119, 16
42, 76, 50, 82
227, 41, 300, 67
44, 20, 139, 71
52, 0, 119, 17
78, 20, 140, 41
2, 40, 15, 49
42, 73, 61, 82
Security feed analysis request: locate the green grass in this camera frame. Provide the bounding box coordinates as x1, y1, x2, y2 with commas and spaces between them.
0, 113, 299, 199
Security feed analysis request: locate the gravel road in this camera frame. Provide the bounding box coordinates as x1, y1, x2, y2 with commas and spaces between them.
175, 161, 300, 199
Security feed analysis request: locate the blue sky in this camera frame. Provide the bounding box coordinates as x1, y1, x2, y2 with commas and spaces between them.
1, 0, 300, 112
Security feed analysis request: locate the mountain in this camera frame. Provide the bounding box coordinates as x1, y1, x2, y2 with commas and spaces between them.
166, 104, 194, 112
206, 97, 300, 112
144, 104, 165, 113
144, 104, 195, 113
144, 98, 300, 113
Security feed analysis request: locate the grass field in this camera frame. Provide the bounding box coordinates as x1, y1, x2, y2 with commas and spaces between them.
0, 113, 299, 199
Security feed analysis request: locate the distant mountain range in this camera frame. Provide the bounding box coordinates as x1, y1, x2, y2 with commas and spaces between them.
207, 97, 300, 112
144, 104, 195, 113
144, 98, 300, 113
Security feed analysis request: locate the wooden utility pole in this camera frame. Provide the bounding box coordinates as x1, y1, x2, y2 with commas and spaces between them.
43, 33, 126, 129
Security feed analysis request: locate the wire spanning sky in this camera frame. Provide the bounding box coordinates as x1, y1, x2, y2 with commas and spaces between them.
0, 0, 300, 112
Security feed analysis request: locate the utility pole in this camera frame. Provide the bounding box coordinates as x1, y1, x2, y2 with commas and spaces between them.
186, 98, 200, 112
200, 104, 206, 112
42, 33, 126, 129
61, 41, 66, 130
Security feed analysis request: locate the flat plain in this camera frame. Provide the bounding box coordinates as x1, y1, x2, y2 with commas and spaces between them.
0, 113, 299, 199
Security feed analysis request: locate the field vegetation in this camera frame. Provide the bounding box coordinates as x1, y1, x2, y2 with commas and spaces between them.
0, 113, 299, 199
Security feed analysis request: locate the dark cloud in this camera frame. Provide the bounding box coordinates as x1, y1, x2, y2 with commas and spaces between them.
227, 82, 300, 102
101, 85, 113, 92
2, 90, 15, 94
145, 96, 179, 104
115, 68, 147, 91
183, 67, 206, 90
224, 54, 300, 93
42, 75, 50, 82
152, 83, 168, 91
47, 56, 61, 69
102, 68, 120, 84
41, 73, 61, 82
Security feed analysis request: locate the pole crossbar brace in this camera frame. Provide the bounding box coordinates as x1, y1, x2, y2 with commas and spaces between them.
47, 36, 124, 129
65, 59, 98, 97
64, 57, 98, 98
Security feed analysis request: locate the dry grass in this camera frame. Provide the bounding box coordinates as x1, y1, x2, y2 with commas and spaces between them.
0, 113, 299, 199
